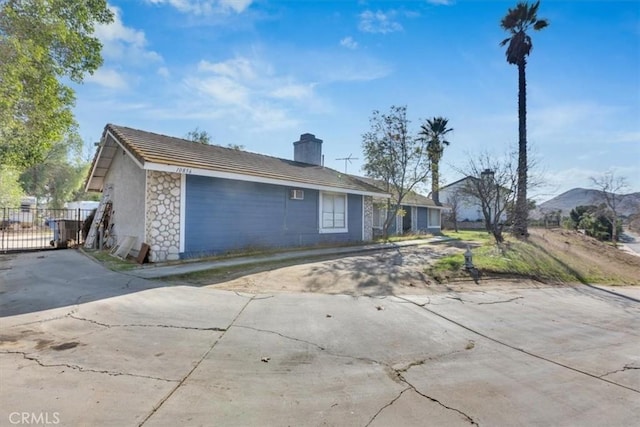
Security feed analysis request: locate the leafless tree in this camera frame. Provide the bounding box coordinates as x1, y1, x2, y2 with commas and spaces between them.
590, 172, 629, 246
456, 152, 518, 243
445, 190, 462, 232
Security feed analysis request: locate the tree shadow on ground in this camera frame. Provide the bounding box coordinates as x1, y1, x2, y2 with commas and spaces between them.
302, 247, 441, 296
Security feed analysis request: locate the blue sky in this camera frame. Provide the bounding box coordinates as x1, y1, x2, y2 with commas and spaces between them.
74, 0, 640, 200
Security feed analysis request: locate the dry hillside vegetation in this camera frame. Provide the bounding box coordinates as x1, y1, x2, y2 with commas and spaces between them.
528, 228, 640, 285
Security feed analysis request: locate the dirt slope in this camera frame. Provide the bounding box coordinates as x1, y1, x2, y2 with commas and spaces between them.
529, 228, 640, 285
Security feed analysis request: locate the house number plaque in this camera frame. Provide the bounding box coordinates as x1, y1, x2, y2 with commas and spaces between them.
176, 167, 193, 174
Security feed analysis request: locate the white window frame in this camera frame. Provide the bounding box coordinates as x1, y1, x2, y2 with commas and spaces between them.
427, 208, 441, 228
319, 192, 348, 234
372, 204, 387, 230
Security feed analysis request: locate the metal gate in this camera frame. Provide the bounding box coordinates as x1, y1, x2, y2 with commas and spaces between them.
1, 208, 94, 253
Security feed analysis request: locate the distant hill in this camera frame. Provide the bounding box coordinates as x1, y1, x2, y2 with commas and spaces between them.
534, 188, 640, 219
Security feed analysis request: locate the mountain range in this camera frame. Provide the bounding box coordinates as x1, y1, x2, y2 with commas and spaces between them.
534, 188, 640, 219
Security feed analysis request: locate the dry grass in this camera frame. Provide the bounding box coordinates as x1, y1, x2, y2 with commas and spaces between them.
430, 228, 640, 285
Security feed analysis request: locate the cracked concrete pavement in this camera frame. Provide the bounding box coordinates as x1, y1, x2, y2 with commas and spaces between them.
1, 250, 639, 426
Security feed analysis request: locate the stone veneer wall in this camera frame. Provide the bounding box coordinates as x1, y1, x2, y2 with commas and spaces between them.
146, 171, 181, 262
363, 196, 373, 241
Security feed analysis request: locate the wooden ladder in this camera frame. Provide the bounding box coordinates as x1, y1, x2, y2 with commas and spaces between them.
84, 184, 113, 249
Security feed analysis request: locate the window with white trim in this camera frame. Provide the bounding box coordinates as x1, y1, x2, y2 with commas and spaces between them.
428, 208, 441, 227
320, 192, 347, 233
372, 205, 387, 229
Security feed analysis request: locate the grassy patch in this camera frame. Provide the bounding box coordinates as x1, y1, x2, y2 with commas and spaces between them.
441, 230, 495, 244
428, 231, 639, 285
472, 241, 578, 282
375, 233, 436, 243
84, 249, 138, 271
428, 238, 581, 283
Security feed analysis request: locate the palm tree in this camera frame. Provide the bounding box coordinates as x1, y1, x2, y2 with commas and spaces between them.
500, 1, 548, 238
419, 117, 453, 205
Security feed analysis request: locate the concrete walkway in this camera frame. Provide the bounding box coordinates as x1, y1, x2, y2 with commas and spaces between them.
129, 237, 453, 279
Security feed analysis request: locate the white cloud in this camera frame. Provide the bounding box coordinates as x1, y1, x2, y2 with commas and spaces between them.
340, 36, 358, 50
147, 0, 252, 15
426, 0, 454, 5
198, 58, 257, 81
85, 68, 128, 90
358, 10, 403, 34
270, 83, 316, 100
187, 75, 250, 105
157, 67, 171, 78
94, 6, 162, 65
182, 55, 319, 130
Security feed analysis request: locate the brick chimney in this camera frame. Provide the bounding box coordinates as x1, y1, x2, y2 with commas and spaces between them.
293, 133, 323, 166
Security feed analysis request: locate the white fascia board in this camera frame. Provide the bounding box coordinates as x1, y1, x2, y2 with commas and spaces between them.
86, 130, 145, 192
400, 202, 448, 210
84, 141, 106, 192
144, 162, 390, 198
106, 130, 145, 170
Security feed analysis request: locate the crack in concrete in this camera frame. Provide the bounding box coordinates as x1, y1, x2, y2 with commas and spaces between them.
233, 325, 327, 351
68, 314, 226, 332
395, 297, 431, 307
138, 295, 257, 427
600, 364, 640, 378
230, 325, 478, 425
477, 296, 523, 305
395, 295, 640, 394
364, 387, 411, 426
3, 311, 74, 327
0, 350, 179, 383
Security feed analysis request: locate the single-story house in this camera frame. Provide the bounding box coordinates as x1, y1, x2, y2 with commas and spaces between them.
438, 175, 509, 223
353, 177, 447, 235
85, 124, 388, 262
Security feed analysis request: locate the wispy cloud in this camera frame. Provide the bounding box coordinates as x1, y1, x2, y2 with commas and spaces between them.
157, 67, 171, 78
340, 36, 358, 50
146, 0, 253, 15
198, 57, 258, 80
85, 68, 128, 90
182, 56, 319, 130
94, 6, 162, 65
358, 10, 403, 34
426, 0, 454, 5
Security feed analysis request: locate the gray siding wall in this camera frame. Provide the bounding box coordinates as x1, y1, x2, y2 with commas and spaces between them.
104, 148, 145, 251
417, 207, 441, 233
417, 207, 428, 230
184, 176, 363, 256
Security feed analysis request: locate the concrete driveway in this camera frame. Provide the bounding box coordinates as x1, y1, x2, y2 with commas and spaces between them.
1, 250, 639, 426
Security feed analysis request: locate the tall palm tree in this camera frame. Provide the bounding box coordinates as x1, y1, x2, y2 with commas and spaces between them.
500, 1, 548, 238
419, 117, 453, 205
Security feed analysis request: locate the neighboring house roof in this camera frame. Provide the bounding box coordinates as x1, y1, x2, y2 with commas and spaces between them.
439, 176, 476, 192
438, 176, 512, 195
351, 176, 447, 209
85, 124, 388, 197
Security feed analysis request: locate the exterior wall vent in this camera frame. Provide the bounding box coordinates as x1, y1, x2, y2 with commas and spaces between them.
290, 189, 304, 200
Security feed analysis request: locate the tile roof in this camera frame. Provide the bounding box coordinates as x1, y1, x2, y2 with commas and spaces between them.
86, 124, 388, 196
351, 176, 445, 208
